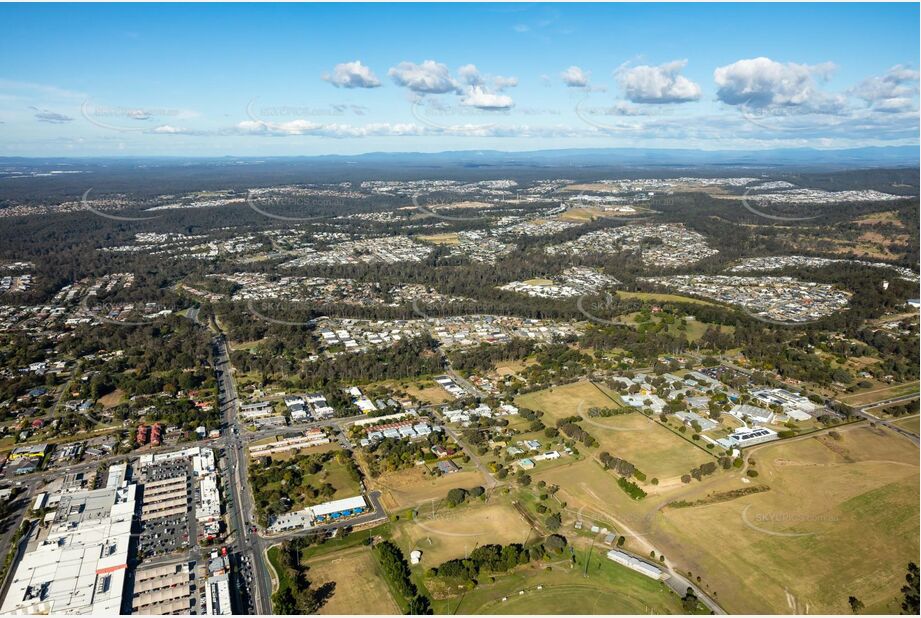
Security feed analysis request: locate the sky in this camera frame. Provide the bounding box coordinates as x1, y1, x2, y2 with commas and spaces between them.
0, 2, 919, 156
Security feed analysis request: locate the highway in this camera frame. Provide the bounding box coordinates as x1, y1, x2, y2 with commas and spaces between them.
213, 335, 273, 615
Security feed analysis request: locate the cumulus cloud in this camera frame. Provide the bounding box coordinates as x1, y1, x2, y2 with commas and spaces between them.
458, 64, 483, 86
234, 119, 426, 138
714, 57, 837, 109
615, 60, 701, 104
460, 86, 515, 110
492, 75, 519, 91
323, 60, 381, 89
561, 66, 590, 88
151, 124, 185, 134
459, 64, 517, 93
388, 60, 460, 94
31, 106, 74, 123
851, 65, 920, 113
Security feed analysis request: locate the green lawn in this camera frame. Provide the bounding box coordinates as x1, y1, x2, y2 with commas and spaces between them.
430, 547, 693, 614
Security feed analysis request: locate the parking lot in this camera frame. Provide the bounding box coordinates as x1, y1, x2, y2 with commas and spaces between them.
138, 461, 194, 558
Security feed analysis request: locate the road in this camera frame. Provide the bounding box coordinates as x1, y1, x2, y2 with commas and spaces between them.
0, 484, 40, 605
854, 395, 920, 446
213, 335, 273, 615
446, 367, 485, 398
428, 407, 501, 490
212, 336, 386, 614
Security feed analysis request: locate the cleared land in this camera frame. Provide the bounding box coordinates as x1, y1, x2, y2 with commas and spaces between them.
651, 425, 920, 614
370, 466, 490, 512
418, 232, 460, 245
587, 413, 715, 481
615, 291, 719, 307
402, 381, 456, 405
392, 501, 533, 566
306, 546, 401, 615
515, 381, 616, 424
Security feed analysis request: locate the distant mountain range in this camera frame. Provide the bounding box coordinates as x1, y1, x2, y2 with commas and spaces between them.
1, 146, 917, 199
0, 145, 918, 169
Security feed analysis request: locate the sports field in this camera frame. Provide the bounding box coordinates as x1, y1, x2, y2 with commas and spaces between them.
393, 501, 533, 566
306, 546, 400, 615
650, 425, 920, 614
430, 547, 688, 614
370, 466, 490, 511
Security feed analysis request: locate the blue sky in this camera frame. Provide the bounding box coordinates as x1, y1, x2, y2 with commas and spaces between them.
1, 3, 918, 156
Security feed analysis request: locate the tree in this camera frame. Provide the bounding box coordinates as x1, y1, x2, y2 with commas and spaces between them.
408, 595, 433, 615
902, 562, 920, 615
848, 596, 864, 614
273, 588, 298, 615
681, 587, 699, 612
446, 488, 468, 507
545, 534, 567, 552
545, 512, 562, 531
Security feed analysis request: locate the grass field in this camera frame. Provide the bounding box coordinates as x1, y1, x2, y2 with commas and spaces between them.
532, 458, 649, 533
891, 415, 920, 435
493, 359, 533, 378
586, 413, 715, 481
306, 546, 401, 615
392, 501, 533, 566
650, 425, 920, 614
98, 388, 125, 408
515, 381, 616, 424
403, 381, 456, 405
615, 291, 720, 307
429, 546, 688, 614
370, 466, 490, 512
839, 381, 920, 406
515, 381, 714, 481
418, 232, 460, 245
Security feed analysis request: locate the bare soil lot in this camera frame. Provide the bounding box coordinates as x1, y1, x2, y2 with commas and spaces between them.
306, 546, 400, 615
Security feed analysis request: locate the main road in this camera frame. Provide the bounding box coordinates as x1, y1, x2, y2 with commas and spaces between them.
213, 335, 273, 615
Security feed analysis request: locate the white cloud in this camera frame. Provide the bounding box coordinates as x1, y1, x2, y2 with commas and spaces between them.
714, 57, 837, 109
616, 60, 701, 104
30, 106, 74, 123
152, 124, 185, 134
492, 75, 519, 91
561, 66, 589, 88
388, 60, 460, 94
458, 64, 483, 86
233, 119, 427, 138
323, 60, 381, 89
461, 86, 515, 110
851, 65, 919, 113
459, 64, 517, 93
